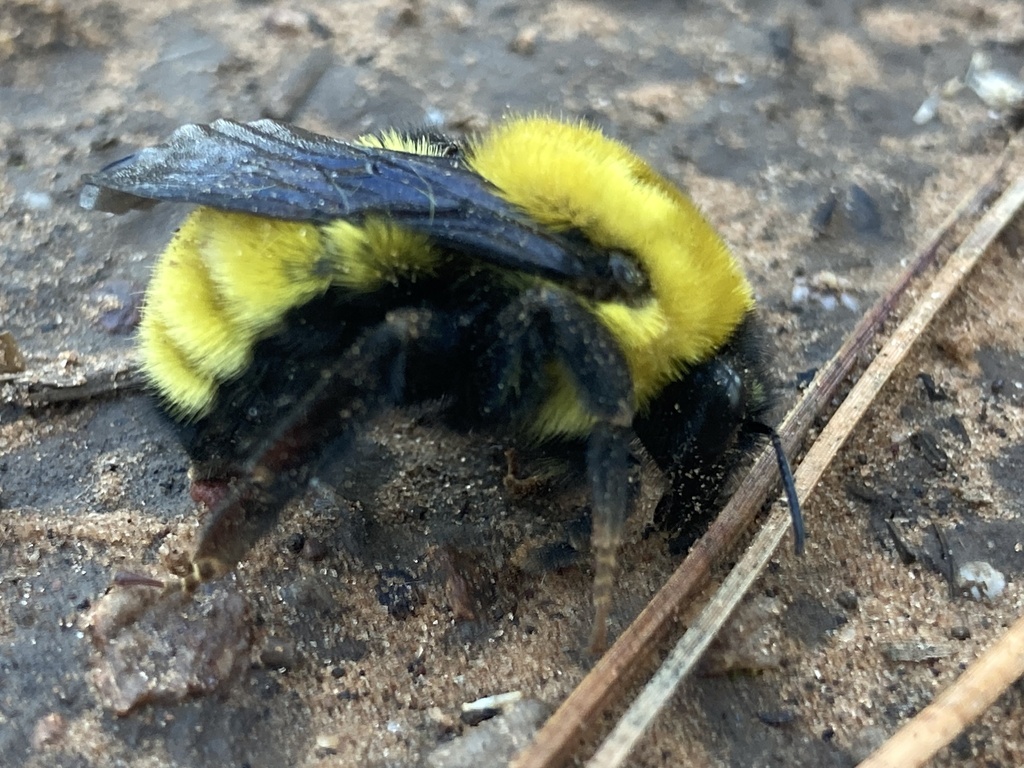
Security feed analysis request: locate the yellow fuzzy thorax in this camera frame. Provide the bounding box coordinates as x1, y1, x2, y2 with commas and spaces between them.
468, 116, 754, 438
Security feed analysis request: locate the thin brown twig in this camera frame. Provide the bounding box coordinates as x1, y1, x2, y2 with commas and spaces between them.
511, 135, 1021, 768
588, 170, 1024, 768
1, 361, 145, 406
857, 611, 1024, 768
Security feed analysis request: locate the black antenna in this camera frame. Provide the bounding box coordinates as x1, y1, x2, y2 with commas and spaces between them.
745, 420, 804, 555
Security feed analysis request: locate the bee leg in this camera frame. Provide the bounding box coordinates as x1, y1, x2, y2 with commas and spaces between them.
484, 287, 635, 652
548, 299, 634, 653
585, 421, 633, 652
186, 308, 461, 588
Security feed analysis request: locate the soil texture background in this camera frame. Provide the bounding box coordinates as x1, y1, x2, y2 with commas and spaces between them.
2, 1, 1024, 766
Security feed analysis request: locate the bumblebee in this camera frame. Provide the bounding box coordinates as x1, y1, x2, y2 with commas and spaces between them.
80, 116, 802, 650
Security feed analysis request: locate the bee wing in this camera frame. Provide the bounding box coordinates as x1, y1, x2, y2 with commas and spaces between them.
80, 119, 474, 219
80, 119, 644, 299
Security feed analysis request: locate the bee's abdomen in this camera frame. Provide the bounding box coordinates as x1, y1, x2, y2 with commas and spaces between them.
140, 208, 445, 420
139, 209, 338, 418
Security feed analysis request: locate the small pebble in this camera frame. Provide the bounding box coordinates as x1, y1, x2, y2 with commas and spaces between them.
510, 25, 538, 55
31, 713, 67, 750
846, 184, 882, 235
300, 536, 327, 561
315, 732, 340, 752
87, 583, 251, 715
882, 641, 953, 662
376, 568, 420, 619
22, 191, 53, 211
958, 561, 1006, 601
757, 710, 796, 727
260, 637, 299, 669
264, 8, 311, 35
836, 590, 859, 611
0, 331, 26, 374
810, 193, 837, 236
965, 52, 1024, 112
425, 700, 552, 768
461, 707, 499, 726
767, 23, 794, 62
913, 88, 941, 125
950, 625, 971, 641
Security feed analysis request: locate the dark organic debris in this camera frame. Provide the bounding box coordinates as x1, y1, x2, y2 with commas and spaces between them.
435, 545, 498, 622
757, 709, 797, 727
375, 567, 421, 620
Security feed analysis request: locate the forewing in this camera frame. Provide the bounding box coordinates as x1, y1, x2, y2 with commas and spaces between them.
82, 120, 460, 219
80, 119, 646, 300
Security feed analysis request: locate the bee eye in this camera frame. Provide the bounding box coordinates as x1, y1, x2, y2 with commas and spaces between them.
724, 369, 744, 412
606, 250, 648, 295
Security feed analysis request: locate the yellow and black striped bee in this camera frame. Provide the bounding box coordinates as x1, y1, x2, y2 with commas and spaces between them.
81, 115, 802, 650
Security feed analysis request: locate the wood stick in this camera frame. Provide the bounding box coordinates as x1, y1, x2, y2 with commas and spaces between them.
858, 612, 1024, 768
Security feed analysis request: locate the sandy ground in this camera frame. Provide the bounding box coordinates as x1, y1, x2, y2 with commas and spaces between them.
2, 0, 1024, 766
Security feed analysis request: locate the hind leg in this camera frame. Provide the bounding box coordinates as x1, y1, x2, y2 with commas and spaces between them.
187, 307, 467, 584
480, 287, 635, 651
